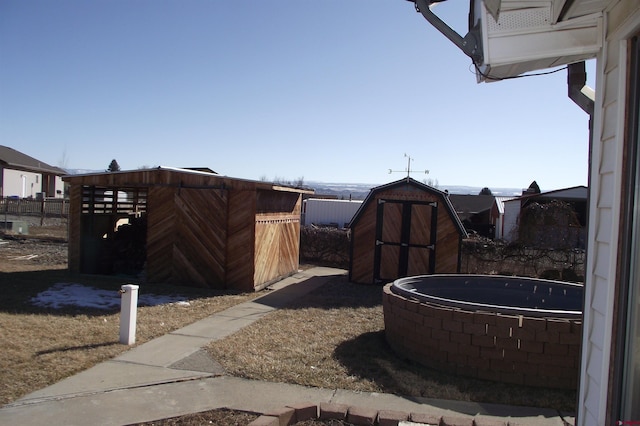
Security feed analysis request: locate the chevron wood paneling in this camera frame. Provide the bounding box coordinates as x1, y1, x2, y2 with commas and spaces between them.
146, 187, 176, 283
349, 200, 376, 284
65, 169, 309, 291
172, 188, 227, 287
225, 190, 256, 291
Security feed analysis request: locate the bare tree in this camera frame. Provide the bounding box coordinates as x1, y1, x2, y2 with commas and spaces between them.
58, 147, 69, 170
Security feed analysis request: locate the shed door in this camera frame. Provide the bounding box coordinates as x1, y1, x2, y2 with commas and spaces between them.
374, 199, 437, 284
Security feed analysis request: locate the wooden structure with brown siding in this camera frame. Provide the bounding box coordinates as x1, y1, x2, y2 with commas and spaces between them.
63, 167, 312, 291
349, 178, 466, 285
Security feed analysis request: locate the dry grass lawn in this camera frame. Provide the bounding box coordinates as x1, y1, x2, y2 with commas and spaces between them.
207, 276, 577, 412
1, 221, 577, 418
0, 267, 259, 405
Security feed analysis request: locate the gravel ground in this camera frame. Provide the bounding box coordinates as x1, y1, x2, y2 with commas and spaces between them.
0, 215, 68, 272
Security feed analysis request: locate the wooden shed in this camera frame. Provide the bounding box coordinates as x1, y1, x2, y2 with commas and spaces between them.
348, 178, 467, 284
63, 167, 312, 291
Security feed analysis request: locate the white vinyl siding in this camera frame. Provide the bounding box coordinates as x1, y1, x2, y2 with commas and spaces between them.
501, 200, 520, 242
2, 169, 41, 198
578, 2, 640, 425
303, 199, 362, 228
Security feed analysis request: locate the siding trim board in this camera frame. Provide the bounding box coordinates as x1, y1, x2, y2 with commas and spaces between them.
608, 31, 640, 424
578, 4, 640, 424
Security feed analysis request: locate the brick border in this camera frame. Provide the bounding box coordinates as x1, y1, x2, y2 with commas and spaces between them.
247, 402, 519, 426
383, 284, 581, 389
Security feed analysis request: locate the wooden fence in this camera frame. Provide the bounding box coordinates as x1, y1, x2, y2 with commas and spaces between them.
1, 197, 69, 218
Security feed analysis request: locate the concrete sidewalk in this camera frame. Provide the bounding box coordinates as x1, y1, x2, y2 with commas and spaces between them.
0, 267, 573, 426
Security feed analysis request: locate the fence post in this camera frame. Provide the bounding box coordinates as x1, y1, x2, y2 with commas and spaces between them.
40, 198, 45, 226
119, 284, 139, 345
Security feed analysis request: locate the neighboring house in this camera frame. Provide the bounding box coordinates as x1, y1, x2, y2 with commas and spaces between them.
410, 0, 640, 423
348, 178, 467, 284
302, 198, 363, 228
0, 146, 66, 198
447, 194, 496, 238
502, 186, 588, 248
492, 196, 513, 240
63, 167, 313, 292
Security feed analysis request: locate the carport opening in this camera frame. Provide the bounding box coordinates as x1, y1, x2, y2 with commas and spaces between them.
80, 186, 148, 276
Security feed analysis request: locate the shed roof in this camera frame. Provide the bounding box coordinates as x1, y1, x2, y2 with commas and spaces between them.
349, 177, 467, 237
448, 194, 496, 215
0, 145, 67, 175
494, 196, 516, 215
535, 185, 588, 200
183, 167, 217, 174
503, 185, 588, 205
63, 166, 314, 194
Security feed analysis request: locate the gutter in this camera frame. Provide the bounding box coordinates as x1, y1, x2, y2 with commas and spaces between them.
568, 62, 595, 115
567, 60, 593, 424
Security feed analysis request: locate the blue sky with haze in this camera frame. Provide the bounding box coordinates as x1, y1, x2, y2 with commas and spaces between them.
0, 0, 593, 191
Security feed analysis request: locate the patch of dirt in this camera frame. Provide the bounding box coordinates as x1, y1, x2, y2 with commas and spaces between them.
127, 408, 356, 426
127, 408, 259, 425
0, 215, 68, 272
0, 236, 68, 272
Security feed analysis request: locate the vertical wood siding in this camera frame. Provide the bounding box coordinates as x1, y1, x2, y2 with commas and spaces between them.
67, 185, 82, 272
253, 193, 302, 288
406, 204, 433, 276
350, 183, 463, 284
435, 206, 463, 273
253, 214, 300, 288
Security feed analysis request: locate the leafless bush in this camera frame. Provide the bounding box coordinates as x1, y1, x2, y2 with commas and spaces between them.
300, 225, 349, 268
461, 236, 585, 282
518, 200, 585, 249
300, 227, 585, 283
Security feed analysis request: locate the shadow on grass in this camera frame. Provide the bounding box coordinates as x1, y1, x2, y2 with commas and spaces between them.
270, 275, 383, 311
333, 330, 577, 413
35, 341, 121, 356
0, 269, 252, 317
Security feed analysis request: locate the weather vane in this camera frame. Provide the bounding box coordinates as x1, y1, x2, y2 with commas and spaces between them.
388, 154, 429, 182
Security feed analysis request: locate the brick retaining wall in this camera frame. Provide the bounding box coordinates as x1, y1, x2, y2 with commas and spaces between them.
382, 284, 581, 389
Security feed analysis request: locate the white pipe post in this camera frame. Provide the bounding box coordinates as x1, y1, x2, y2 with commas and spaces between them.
119, 284, 139, 345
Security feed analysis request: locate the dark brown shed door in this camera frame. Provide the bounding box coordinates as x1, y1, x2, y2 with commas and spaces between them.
374, 199, 437, 283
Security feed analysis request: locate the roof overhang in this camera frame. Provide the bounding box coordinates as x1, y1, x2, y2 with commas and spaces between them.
63, 166, 315, 194
410, 0, 609, 82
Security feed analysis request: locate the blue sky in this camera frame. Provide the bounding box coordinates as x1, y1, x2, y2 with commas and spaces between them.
0, 0, 593, 191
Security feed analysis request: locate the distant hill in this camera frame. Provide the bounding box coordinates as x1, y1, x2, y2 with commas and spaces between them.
62, 170, 522, 198
306, 181, 522, 200
64, 169, 104, 175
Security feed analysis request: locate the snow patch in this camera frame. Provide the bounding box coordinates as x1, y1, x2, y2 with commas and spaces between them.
30, 283, 190, 310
